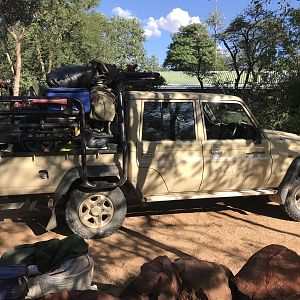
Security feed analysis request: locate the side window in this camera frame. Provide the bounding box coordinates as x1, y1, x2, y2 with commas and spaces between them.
202, 102, 258, 140
142, 102, 162, 141
142, 102, 196, 141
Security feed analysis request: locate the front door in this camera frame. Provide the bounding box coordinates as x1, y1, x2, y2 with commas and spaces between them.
200, 100, 272, 192
136, 100, 203, 196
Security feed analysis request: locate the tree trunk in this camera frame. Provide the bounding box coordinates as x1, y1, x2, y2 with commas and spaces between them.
1, 35, 15, 76
36, 43, 46, 78
197, 75, 204, 90
13, 37, 22, 96
48, 51, 53, 73
243, 70, 251, 90
235, 74, 241, 90
6, 27, 25, 96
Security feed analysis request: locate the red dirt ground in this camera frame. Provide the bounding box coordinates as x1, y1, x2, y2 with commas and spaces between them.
0, 196, 299, 295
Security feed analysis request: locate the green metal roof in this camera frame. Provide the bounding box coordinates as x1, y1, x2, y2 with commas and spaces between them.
159, 71, 262, 87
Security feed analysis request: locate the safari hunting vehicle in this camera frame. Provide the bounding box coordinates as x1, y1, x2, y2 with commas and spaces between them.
0, 66, 299, 239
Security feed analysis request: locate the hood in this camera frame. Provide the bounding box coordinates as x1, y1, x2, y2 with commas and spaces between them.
264, 129, 300, 142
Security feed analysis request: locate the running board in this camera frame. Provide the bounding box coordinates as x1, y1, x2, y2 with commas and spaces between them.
144, 189, 277, 202
0, 202, 25, 210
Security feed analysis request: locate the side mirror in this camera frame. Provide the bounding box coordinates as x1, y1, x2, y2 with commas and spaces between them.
253, 128, 262, 144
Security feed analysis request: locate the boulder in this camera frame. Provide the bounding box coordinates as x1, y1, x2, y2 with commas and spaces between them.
119, 280, 150, 300
174, 256, 233, 300
232, 244, 300, 299
120, 256, 182, 300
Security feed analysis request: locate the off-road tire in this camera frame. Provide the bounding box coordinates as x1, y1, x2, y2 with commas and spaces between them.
284, 178, 300, 221
66, 187, 127, 239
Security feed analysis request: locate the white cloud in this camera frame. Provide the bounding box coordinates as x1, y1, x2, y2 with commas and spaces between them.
144, 8, 201, 38
144, 17, 162, 38
112, 7, 133, 19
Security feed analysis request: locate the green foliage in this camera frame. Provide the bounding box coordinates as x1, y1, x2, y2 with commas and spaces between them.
0, 0, 160, 93
218, 4, 284, 89
0, 0, 41, 27
103, 16, 147, 69
23, 0, 101, 78
164, 23, 219, 89
140, 55, 161, 72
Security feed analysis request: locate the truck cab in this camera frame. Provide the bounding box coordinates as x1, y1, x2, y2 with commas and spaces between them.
125, 91, 300, 221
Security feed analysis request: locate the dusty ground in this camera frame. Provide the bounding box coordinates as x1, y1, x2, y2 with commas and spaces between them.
0, 196, 299, 294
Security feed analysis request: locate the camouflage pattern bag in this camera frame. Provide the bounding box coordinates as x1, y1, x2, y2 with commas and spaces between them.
89, 85, 116, 122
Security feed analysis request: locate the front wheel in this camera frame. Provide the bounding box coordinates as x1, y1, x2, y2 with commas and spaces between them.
284, 178, 300, 221
66, 187, 127, 239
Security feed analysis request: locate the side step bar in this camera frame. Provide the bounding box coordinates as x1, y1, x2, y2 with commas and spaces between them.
144, 189, 278, 202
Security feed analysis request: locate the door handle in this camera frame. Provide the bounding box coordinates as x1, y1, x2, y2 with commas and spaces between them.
211, 150, 222, 156
246, 151, 265, 155
142, 152, 154, 157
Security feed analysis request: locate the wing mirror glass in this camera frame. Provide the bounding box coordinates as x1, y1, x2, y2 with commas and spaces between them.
253, 127, 262, 144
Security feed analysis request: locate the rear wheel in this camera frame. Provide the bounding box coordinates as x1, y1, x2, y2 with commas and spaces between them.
284, 178, 300, 221
66, 187, 127, 239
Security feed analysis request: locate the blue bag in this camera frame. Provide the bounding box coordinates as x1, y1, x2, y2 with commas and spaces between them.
0, 265, 28, 300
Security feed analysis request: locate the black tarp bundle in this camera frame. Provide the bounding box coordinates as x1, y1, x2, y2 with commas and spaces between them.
46, 61, 118, 88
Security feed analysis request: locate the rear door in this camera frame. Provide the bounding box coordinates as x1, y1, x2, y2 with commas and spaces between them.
136, 99, 204, 196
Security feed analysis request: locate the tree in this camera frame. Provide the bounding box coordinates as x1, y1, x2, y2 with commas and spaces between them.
74, 13, 156, 70
218, 4, 283, 89
0, 0, 41, 95
25, 0, 99, 80
74, 12, 109, 65
281, 8, 300, 76
205, 11, 225, 70
102, 16, 148, 69
0, 0, 158, 93
140, 55, 161, 71
164, 23, 216, 89
276, 8, 300, 131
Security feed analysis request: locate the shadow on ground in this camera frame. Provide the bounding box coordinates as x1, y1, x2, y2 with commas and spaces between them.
0, 195, 292, 238
127, 196, 290, 220
0, 195, 298, 291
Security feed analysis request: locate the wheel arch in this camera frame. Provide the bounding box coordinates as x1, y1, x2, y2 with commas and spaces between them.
277, 157, 300, 204
53, 165, 120, 205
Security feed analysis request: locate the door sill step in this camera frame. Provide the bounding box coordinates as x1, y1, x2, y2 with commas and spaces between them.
144, 189, 277, 202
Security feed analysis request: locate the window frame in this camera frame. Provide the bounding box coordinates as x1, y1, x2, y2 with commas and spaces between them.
200, 99, 263, 141
140, 100, 198, 142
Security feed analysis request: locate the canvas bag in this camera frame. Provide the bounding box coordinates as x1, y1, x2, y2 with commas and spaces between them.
89, 85, 116, 122
26, 254, 95, 299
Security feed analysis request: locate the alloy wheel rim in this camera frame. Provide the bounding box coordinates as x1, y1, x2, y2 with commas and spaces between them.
79, 194, 114, 229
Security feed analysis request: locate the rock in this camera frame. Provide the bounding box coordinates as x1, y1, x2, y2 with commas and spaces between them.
174, 256, 233, 300
38, 289, 119, 300
120, 280, 149, 300
121, 256, 182, 300
232, 244, 300, 299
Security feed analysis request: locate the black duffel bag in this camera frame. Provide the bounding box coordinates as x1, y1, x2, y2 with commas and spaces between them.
46, 65, 96, 88
46, 61, 118, 88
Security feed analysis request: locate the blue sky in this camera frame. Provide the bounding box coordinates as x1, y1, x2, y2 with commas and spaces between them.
97, 0, 299, 65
